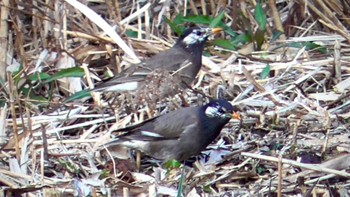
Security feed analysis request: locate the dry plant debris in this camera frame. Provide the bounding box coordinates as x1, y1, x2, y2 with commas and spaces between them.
1, 0, 350, 196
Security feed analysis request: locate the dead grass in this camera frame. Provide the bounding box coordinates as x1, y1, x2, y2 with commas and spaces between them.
1, 0, 350, 196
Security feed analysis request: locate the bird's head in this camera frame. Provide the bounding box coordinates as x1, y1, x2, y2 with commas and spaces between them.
204, 99, 240, 120
175, 27, 222, 50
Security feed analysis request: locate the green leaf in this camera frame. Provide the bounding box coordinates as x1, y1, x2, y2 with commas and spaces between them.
257, 166, 266, 174
304, 42, 327, 53
21, 89, 50, 106
224, 28, 237, 37
231, 33, 252, 46
164, 17, 183, 35
209, 11, 225, 28
212, 39, 236, 50
164, 159, 181, 169
173, 13, 184, 25
43, 67, 84, 83
167, 13, 237, 42
28, 72, 51, 82
287, 42, 327, 54
271, 30, 284, 42
64, 90, 91, 103
255, 2, 266, 31
181, 15, 212, 25
202, 51, 211, 57
176, 165, 185, 197
99, 169, 111, 179
28, 95, 49, 105
20, 87, 31, 96
12, 65, 23, 86
58, 159, 80, 174
125, 30, 138, 38
0, 99, 6, 107
203, 185, 212, 193
261, 64, 270, 79
254, 28, 265, 50
286, 42, 304, 48
173, 14, 185, 25
0, 75, 5, 88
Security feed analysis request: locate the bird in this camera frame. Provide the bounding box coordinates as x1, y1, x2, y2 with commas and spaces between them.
92, 27, 222, 104
104, 99, 240, 161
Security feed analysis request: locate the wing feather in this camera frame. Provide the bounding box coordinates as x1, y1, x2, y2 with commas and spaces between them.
93, 47, 192, 91
116, 106, 201, 141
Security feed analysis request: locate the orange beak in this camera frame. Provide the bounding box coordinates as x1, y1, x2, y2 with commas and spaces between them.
211, 27, 223, 34
232, 112, 241, 120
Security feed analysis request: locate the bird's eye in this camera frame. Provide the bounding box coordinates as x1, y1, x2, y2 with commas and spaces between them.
195, 31, 203, 36
218, 108, 225, 114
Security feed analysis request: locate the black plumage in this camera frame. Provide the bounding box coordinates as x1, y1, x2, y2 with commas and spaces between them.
105, 99, 240, 161
92, 27, 222, 102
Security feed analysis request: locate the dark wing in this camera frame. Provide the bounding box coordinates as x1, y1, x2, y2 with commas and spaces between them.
142, 46, 191, 71
92, 62, 151, 91
93, 47, 191, 92
117, 106, 201, 141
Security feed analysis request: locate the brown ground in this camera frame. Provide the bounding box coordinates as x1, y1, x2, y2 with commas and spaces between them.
1, 0, 350, 196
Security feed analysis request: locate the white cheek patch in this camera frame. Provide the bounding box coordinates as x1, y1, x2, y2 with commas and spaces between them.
205, 106, 219, 117
182, 32, 207, 46
183, 34, 199, 45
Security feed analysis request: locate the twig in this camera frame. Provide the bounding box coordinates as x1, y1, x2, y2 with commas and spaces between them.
241, 152, 350, 178
7, 72, 20, 160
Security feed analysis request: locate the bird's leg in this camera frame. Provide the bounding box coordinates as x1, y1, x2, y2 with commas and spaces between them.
136, 151, 141, 171
179, 94, 189, 107
134, 106, 154, 171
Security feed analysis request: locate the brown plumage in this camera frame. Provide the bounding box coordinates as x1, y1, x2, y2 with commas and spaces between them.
92, 27, 222, 104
